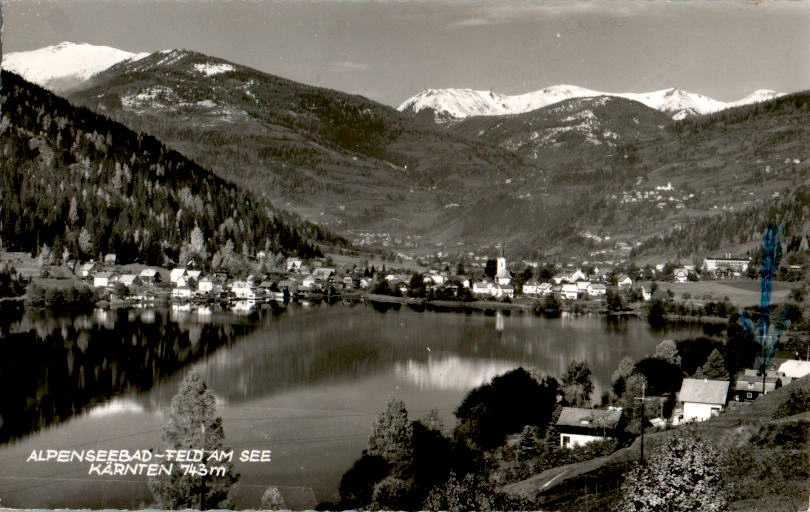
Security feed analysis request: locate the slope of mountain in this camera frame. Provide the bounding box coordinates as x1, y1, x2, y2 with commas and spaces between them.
2, 42, 149, 93
0, 70, 331, 264
52, 43, 808, 260
448, 96, 672, 163
67, 49, 537, 243
399, 85, 783, 123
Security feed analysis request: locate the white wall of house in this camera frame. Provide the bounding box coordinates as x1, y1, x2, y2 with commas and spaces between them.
683, 401, 722, 422
93, 277, 109, 288
559, 433, 607, 449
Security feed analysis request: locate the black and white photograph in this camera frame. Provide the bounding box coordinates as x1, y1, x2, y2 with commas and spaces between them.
0, 0, 809, 510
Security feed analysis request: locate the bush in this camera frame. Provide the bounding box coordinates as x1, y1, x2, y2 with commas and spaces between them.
773, 387, 810, 419
751, 420, 809, 450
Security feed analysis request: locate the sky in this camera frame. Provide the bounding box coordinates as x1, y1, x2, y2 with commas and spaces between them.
2, 0, 809, 107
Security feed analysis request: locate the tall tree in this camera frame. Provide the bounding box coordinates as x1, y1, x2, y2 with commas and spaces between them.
484, 259, 497, 279
149, 372, 237, 509
561, 360, 594, 407
367, 399, 414, 466
654, 339, 682, 366
699, 349, 730, 379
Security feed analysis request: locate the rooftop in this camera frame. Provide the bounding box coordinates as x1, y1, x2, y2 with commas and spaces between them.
679, 378, 730, 405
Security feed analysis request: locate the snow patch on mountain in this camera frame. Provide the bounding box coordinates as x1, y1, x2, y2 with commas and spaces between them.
192, 63, 236, 77
399, 85, 785, 122
2, 42, 149, 92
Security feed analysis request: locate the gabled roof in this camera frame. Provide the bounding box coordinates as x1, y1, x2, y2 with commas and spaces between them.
556, 407, 623, 429
679, 378, 729, 405
94, 272, 115, 279
170, 268, 187, 280
735, 374, 781, 393
118, 274, 138, 284
139, 268, 158, 277
588, 282, 607, 290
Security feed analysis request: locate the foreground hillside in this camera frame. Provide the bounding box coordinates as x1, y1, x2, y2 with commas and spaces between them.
503, 376, 809, 512
0, 71, 334, 264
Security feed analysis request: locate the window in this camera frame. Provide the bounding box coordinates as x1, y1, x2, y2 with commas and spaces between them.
746, 392, 752, 398
562, 436, 570, 448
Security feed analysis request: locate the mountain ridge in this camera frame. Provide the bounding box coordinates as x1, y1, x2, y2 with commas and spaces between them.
399, 85, 784, 123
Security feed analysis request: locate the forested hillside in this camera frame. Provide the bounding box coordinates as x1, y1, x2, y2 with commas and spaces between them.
0, 71, 334, 265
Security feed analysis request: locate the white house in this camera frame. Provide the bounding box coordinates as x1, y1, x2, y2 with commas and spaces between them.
186, 270, 202, 282
538, 282, 554, 296
93, 272, 116, 288
641, 287, 652, 301
118, 274, 139, 288
286, 258, 303, 272
230, 280, 257, 300
557, 407, 624, 449
197, 277, 215, 294
522, 278, 543, 296
80, 262, 98, 279
472, 281, 495, 296
777, 360, 810, 383
170, 268, 187, 285
587, 282, 607, 297
561, 283, 580, 300
576, 281, 591, 293
617, 275, 633, 289
674, 269, 689, 283
139, 268, 159, 284
494, 283, 515, 299
678, 378, 729, 423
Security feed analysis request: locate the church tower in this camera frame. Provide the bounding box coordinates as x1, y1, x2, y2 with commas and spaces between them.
496, 242, 511, 285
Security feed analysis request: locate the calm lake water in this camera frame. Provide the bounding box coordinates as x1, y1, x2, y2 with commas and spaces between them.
0, 302, 703, 509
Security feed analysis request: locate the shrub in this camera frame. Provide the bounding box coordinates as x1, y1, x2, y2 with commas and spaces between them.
773, 387, 810, 419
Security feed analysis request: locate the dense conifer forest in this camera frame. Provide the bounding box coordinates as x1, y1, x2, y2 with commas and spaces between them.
0, 71, 339, 265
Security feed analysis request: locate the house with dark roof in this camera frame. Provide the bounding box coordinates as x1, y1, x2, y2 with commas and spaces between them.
678, 378, 730, 422
556, 407, 624, 449
733, 369, 783, 402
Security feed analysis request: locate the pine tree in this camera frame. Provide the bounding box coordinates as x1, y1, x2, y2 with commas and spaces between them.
700, 349, 729, 379
367, 399, 414, 466
516, 425, 542, 462
618, 430, 728, 512
148, 372, 238, 509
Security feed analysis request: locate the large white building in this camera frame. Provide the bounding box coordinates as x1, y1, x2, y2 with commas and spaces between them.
701, 257, 750, 274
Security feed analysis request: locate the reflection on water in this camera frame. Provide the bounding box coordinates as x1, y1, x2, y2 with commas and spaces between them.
0, 305, 261, 444
0, 302, 703, 508
395, 356, 518, 390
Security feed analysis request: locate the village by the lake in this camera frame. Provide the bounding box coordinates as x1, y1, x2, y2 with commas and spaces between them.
1, 1, 809, 510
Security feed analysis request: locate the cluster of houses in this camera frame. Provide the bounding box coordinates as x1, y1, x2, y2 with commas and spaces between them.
553, 359, 810, 450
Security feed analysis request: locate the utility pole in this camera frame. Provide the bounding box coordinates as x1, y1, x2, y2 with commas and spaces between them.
634, 378, 655, 464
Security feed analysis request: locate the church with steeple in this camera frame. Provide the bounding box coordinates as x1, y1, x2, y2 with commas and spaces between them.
495, 243, 512, 285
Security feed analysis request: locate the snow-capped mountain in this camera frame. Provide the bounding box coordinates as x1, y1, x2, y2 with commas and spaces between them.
399, 85, 785, 122
2, 42, 150, 92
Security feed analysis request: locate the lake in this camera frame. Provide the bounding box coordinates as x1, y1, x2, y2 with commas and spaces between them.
0, 301, 704, 509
